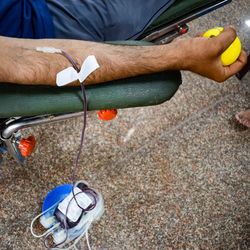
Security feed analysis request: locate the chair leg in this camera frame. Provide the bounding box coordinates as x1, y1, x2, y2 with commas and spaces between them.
0, 142, 8, 165
1, 118, 23, 164
1, 133, 24, 165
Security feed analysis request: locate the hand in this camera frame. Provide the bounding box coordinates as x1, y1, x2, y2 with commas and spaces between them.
175, 26, 247, 82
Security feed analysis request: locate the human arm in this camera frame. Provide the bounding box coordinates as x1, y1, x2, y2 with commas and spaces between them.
0, 26, 247, 86
0, 36, 181, 86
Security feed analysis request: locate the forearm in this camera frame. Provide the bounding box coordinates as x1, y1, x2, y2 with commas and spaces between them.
0, 36, 181, 86
1, 26, 247, 85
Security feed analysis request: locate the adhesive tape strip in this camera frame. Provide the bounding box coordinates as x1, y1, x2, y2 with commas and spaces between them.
56, 55, 100, 87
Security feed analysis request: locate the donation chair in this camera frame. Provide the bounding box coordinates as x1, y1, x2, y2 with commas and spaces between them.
0, 0, 232, 164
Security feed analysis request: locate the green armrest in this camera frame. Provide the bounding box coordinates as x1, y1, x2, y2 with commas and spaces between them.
0, 41, 181, 118
142, 0, 230, 37
0, 71, 181, 118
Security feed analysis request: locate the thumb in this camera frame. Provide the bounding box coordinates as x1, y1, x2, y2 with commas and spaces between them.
194, 31, 205, 38
215, 25, 237, 54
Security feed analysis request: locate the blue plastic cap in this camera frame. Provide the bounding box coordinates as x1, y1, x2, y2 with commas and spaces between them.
42, 184, 72, 213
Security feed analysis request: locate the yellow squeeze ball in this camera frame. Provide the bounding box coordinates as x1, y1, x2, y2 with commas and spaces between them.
203, 27, 241, 66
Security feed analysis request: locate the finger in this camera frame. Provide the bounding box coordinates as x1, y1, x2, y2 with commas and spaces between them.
224, 50, 248, 77
194, 31, 205, 38
215, 25, 237, 54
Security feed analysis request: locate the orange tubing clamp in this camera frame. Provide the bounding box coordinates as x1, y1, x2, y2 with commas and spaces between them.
98, 109, 118, 121
18, 136, 36, 157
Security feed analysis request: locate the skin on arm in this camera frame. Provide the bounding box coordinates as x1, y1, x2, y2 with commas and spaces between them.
0, 26, 247, 86
0, 36, 182, 86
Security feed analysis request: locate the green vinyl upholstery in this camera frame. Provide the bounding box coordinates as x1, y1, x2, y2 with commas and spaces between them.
0, 71, 181, 118
142, 0, 230, 38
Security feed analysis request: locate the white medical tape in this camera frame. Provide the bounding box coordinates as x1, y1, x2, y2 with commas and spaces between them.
56, 55, 100, 87
35, 47, 62, 54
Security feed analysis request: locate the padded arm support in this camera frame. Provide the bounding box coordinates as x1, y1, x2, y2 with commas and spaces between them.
0, 71, 181, 118
0, 41, 181, 118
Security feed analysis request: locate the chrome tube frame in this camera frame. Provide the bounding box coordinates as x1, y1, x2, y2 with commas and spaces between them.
1, 112, 83, 140
0, 112, 83, 164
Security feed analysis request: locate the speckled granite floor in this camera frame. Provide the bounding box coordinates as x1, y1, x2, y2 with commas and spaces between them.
0, 1, 250, 249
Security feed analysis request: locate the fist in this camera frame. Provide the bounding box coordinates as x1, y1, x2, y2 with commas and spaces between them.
203, 27, 241, 66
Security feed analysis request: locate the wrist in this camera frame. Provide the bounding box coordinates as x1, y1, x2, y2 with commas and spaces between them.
173, 38, 193, 70
164, 38, 190, 71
